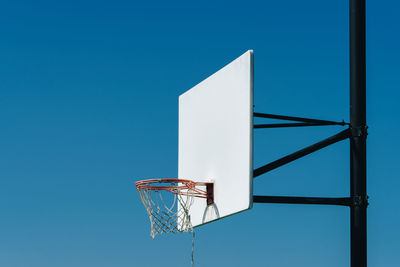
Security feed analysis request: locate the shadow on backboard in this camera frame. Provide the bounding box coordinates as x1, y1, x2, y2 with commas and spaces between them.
202, 203, 220, 224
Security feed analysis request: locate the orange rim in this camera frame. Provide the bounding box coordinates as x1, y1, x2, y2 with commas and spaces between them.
135, 178, 210, 199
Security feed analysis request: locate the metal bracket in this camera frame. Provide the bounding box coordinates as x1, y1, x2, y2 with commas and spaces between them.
351, 125, 368, 137
206, 183, 214, 205
351, 195, 369, 207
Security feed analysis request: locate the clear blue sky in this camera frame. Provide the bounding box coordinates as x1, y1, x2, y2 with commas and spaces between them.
1, 1, 399, 266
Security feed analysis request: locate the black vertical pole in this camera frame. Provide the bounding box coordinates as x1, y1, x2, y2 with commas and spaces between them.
350, 0, 367, 266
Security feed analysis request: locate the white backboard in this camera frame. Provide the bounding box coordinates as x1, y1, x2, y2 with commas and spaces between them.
178, 50, 253, 227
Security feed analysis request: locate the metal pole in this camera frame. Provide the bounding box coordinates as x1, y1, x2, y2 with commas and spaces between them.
350, 0, 367, 266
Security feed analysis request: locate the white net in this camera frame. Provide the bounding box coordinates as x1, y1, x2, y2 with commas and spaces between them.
136, 182, 194, 238
136, 179, 211, 267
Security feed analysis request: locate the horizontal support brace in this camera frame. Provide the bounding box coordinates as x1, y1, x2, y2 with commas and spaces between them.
254, 112, 348, 126
253, 195, 351, 206
253, 128, 351, 178
254, 122, 340, 129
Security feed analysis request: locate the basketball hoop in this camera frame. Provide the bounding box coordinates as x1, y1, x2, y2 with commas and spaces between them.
135, 178, 213, 238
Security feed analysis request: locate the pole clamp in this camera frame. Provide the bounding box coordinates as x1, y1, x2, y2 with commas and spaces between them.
351, 195, 369, 207
351, 125, 368, 138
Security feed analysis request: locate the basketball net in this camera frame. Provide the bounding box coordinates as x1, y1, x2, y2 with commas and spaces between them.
136, 179, 212, 266
136, 184, 194, 238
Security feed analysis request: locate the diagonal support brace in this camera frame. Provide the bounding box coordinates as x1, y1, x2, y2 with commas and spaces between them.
253, 128, 351, 178
254, 112, 349, 126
